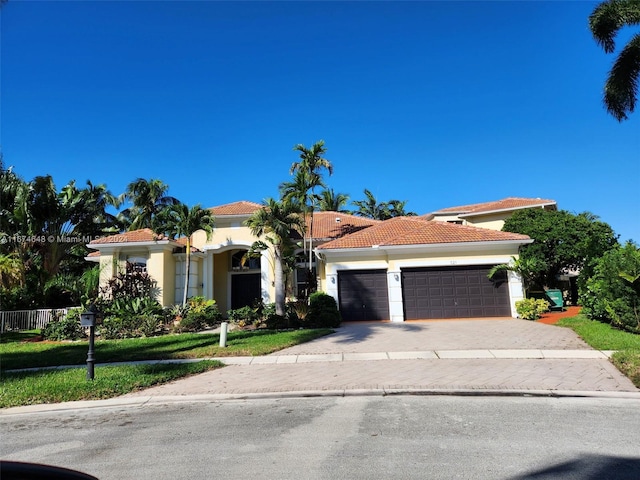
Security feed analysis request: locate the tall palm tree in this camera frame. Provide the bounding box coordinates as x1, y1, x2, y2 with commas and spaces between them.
387, 199, 417, 218
288, 140, 333, 281
120, 178, 179, 231
318, 189, 350, 213
157, 203, 215, 306
589, 0, 640, 121
245, 198, 305, 316
352, 189, 390, 220
352, 190, 415, 220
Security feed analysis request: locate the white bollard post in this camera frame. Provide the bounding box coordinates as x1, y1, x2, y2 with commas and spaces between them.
219, 322, 228, 347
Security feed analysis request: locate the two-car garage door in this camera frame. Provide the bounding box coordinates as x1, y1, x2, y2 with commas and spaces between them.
337, 266, 511, 321
402, 266, 511, 319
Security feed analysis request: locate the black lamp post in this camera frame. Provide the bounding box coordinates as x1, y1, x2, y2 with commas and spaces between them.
80, 308, 97, 380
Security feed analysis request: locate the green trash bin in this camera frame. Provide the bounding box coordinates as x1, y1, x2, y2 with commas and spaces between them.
545, 289, 564, 311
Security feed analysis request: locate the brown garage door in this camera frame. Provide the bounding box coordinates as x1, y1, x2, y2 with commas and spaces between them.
402, 266, 510, 319
338, 270, 389, 321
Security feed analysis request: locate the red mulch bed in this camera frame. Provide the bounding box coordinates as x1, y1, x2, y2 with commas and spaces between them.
537, 306, 582, 325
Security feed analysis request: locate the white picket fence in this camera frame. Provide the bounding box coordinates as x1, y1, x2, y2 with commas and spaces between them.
0, 308, 78, 333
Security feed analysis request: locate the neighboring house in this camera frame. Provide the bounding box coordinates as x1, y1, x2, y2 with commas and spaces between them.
431, 197, 557, 230
87, 198, 550, 321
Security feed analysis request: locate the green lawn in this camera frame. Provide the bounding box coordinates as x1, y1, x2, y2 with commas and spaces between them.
0, 328, 333, 408
0, 328, 333, 371
557, 314, 640, 388
0, 361, 223, 409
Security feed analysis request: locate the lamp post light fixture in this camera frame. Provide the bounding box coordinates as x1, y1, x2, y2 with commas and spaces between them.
80, 308, 97, 380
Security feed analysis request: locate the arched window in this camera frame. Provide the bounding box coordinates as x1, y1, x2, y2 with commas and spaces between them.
231, 250, 260, 271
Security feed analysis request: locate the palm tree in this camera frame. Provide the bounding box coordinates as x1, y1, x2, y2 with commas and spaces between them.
157, 203, 215, 306
352, 189, 390, 220
318, 189, 350, 213
589, 0, 640, 121
352, 190, 416, 220
120, 178, 179, 231
289, 141, 333, 272
245, 198, 305, 316
487, 256, 547, 298
387, 199, 417, 217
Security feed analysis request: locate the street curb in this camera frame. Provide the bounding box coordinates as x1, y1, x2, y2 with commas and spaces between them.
3, 388, 640, 415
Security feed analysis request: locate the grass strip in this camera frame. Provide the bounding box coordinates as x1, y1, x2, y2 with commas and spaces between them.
0, 360, 223, 409
557, 314, 640, 388
1, 329, 333, 371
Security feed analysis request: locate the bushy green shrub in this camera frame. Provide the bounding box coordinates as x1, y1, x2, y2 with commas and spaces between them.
580, 242, 640, 332
227, 305, 260, 327
265, 313, 289, 330
99, 316, 127, 340
41, 309, 85, 341
183, 296, 222, 328
305, 292, 341, 328
515, 298, 549, 320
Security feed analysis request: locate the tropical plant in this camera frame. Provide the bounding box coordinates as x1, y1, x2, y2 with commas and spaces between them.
288, 140, 333, 273
487, 256, 547, 297
351, 189, 415, 220
515, 298, 550, 321
156, 203, 215, 306
317, 188, 350, 213
119, 178, 179, 231
589, 0, 640, 121
580, 242, 640, 332
41, 308, 86, 341
245, 198, 305, 316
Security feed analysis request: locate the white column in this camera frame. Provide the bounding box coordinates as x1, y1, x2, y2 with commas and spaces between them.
202, 251, 214, 300
261, 249, 272, 304
508, 271, 525, 318
387, 270, 404, 322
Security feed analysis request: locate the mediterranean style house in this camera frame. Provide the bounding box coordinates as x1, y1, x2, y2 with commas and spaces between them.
87, 197, 556, 321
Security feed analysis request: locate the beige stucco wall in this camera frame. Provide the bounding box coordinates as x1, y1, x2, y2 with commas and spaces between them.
193, 224, 257, 249
147, 247, 177, 306
464, 212, 513, 231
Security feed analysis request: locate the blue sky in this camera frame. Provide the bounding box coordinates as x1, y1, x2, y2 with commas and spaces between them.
2, 1, 638, 242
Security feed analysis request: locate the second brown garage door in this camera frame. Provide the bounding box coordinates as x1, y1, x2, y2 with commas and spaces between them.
338, 270, 389, 321
402, 266, 510, 319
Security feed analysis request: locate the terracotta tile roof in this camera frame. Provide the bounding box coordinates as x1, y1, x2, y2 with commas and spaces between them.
209, 201, 263, 216
310, 212, 381, 240
432, 197, 556, 215
89, 228, 170, 245
317, 216, 531, 250
86, 251, 100, 257
175, 236, 202, 253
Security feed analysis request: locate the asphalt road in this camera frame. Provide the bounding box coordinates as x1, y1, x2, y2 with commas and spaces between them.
2, 396, 640, 480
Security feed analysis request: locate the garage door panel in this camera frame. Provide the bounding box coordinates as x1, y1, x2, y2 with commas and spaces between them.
402, 266, 511, 319
338, 270, 389, 321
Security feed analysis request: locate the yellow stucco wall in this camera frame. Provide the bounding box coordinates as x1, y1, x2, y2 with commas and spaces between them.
464, 212, 513, 231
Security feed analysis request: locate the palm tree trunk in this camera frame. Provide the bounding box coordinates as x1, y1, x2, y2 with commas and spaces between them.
274, 245, 285, 316
183, 237, 191, 307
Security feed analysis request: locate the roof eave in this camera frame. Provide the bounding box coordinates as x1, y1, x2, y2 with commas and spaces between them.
459, 202, 557, 218
87, 240, 180, 250
318, 238, 533, 255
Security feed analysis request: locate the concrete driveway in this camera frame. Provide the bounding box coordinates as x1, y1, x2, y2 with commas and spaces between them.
274, 318, 592, 355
